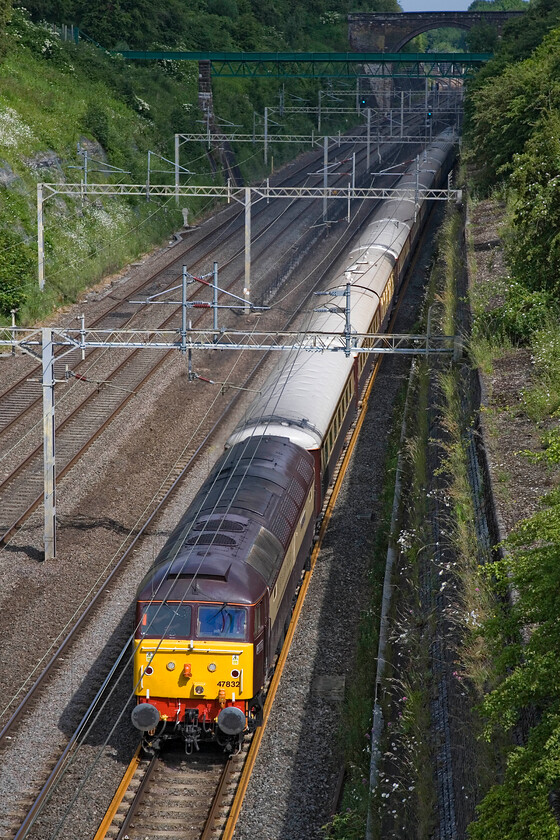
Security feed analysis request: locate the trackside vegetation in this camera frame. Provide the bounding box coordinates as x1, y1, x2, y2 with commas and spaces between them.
463, 0, 560, 836
3, 0, 560, 833
0, 0, 398, 325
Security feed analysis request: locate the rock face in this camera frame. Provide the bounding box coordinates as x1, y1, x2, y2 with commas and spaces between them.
0, 162, 19, 186
77, 136, 107, 161
22, 151, 63, 172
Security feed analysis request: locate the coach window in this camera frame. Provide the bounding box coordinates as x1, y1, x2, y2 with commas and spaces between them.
197, 605, 247, 640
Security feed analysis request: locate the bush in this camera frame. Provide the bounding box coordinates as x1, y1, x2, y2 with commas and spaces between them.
82, 101, 110, 149
477, 281, 558, 345
0, 228, 33, 316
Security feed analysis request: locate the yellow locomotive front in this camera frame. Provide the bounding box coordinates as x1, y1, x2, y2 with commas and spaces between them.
132, 598, 265, 753
131, 435, 316, 754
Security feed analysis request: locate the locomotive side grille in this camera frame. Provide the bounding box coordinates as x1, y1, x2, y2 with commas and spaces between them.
184, 534, 237, 547
297, 457, 314, 482
279, 493, 298, 526
288, 477, 305, 506
274, 516, 292, 546
194, 519, 245, 533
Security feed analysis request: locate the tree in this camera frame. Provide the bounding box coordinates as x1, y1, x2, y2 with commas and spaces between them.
0, 229, 32, 317
464, 25, 560, 188
0, 0, 12, 55
507, 109, 560, 295
466, 21, 499, 51
469, 485, 560, 840
469, 0, 527, 10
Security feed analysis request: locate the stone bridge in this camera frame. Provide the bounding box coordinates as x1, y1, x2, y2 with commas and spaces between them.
349, 11, 524, 53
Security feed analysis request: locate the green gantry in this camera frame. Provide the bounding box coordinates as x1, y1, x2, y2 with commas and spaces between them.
112, 51, 491, 78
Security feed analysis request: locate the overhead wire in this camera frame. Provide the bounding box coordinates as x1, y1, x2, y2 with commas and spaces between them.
41, 132, 445, 837
19, 126, 451, 836
0, 135, 362, 469
43, 305, 321, 839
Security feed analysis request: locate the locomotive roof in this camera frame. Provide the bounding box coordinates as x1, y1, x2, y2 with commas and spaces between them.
137, 436, 315, 604
136, 549, 266, 604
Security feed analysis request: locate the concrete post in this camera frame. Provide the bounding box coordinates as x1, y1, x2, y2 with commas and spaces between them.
213, 262, 219, 332
42, 327, 56, 560
244, 187, 251, 313
38, 183, 45, 291
366, 107, 371, 172
180, 266, 188, 355
264, 107, 268, 165
323, 135, 328, 223
174, 134, 180, 205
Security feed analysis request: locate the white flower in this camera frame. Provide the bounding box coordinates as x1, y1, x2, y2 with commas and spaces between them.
0, 106, 36, 147
135, 96, 151, 113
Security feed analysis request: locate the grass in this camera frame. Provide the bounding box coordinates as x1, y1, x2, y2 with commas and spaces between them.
468, 334, 513, 377
364, 202, 504, 839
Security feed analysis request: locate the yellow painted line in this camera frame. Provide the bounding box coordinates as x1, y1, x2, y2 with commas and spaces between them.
222, 224, 430, 834
223, 352, 385, 840
93, 745, 142, 840
98, 213, 432, 840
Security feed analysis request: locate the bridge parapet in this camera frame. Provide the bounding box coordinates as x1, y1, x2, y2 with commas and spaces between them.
349, 11, 523, 53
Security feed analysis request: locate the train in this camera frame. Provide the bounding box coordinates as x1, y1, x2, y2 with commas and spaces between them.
130, 130, 455, 754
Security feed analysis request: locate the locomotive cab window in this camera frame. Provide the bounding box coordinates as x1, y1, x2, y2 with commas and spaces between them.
197, 605, 247, 640
139, 603, 192, 638
254, 602, 264, 635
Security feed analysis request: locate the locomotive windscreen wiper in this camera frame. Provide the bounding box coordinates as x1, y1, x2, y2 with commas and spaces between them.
209, 602, 228, 620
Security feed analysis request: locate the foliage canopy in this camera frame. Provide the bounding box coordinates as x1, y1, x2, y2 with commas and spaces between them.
18, 0, 400, 50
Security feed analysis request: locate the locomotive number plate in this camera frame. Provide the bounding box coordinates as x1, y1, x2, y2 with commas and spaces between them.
217, 680, 240, 688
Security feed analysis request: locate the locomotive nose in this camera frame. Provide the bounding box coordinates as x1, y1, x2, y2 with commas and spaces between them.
217, 706, 246, 735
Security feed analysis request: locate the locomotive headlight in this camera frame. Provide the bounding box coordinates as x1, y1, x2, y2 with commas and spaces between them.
194, 684, 205, 695
166, 661, 176, 671
208, 663, 217, 673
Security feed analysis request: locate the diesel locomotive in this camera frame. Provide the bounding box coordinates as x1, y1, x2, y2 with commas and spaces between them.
131, 131, 455, 754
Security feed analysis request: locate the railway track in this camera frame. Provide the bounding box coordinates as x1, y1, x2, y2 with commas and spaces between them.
94, 232, 421, 840
0, 154, 317, 436
0, 111, 450, 836
6, 173, 446, 840
0, 108, 431, 440
98, 743, 247, 840
0, 122, 422, 546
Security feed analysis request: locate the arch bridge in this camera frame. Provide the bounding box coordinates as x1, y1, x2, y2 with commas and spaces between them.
348, 10, 524, 53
